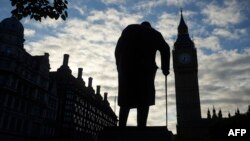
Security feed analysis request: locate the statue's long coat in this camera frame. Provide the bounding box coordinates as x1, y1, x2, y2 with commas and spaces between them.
115, 24, 170, 108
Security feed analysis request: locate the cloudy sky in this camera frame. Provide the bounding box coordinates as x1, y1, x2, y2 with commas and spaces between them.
1, 0, 249, 133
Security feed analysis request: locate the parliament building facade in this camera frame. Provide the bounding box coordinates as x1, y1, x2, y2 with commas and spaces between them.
173, 11, 249, 141
0, 17, 117, 141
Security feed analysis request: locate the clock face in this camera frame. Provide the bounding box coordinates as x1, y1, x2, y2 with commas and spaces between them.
178, 53, 191, 64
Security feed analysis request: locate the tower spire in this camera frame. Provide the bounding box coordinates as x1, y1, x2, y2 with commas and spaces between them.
178, 9, 188, 35
174, 8, 194, 49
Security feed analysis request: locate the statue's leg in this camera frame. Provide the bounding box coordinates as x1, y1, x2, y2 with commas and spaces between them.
119, 106, 130, 127
137, 106, 149, 127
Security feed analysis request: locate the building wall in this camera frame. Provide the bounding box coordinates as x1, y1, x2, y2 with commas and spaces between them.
0, 17, 117, 141
52, 55, 117, 141
0, 17, 58, 141
0, 50, 58, 141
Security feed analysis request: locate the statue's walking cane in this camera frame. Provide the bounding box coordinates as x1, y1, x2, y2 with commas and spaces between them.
165, 76, 168, 127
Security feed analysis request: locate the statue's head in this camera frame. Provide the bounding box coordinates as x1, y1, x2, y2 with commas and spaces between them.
141, 21, 151, 28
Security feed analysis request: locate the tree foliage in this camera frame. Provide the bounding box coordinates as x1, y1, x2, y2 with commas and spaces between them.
10, 0, 68, 21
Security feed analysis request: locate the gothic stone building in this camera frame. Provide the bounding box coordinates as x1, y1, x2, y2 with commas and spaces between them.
0, 17, 117, 141
173, 11, 249, 141
51, 54, 117, 141
0, 17, 58, 141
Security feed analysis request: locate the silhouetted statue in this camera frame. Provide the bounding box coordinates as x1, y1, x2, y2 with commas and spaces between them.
115, 21, 170, 127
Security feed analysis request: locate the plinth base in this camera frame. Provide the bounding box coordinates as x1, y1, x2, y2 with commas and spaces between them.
97, 126, 173, 141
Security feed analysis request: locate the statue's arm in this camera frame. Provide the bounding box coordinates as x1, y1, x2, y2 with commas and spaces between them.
158, 34, 170, 75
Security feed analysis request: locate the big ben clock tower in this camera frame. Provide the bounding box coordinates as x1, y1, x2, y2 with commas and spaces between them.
173, 10, 201, 136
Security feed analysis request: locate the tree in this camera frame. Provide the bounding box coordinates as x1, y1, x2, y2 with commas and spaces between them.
10, 0, 68, 21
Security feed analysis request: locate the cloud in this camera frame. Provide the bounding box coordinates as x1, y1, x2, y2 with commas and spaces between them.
156, 10, 198, 44
202, 0, 246, 27
70, 5, 86, 15
101, 0, 125, 5
212, 28, 248, 40
24, 8, 143, 100
134, 0, 195, 11
156, 12, 179, 43
23, 18, 63, 29
24, 28, 36, 37
134, 0, 166, 11
166, 0, 195, 6
87, 8, 142, 29
198, 48, 250, 119
195, 36, 221, 51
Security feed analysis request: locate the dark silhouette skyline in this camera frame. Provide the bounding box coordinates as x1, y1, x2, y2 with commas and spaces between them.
0, 8, 249, 141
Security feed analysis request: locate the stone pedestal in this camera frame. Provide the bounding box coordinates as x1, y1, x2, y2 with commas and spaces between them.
97, 126, 173, 141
